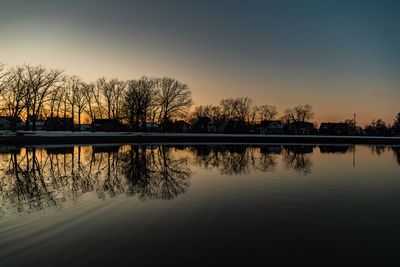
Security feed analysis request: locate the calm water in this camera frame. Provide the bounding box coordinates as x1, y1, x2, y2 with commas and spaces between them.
0, 144, 399, 265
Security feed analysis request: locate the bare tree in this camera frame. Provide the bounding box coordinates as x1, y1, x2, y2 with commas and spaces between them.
220, 98, 237, 121
235, 97, 252, 122
209, 106, 223, 122
393, 112, 400, 134
47, 81, 67, 119
66, 76, 82, 131
248, 105, 260, 125
258, 105, 278, 121
0, 63, 10, 96
190, 104, 213, 123
156, 77, 192, 130
111, 80, 126, 121
97, 77, 114, 119
23, 65, 63, 130
82, 83, 98, 129
96, 78, 126, 120
282, 104, 314, 125
74, 83, 88, 130
124, 77, 157, 130
220, 97, 251, 122
0, 66, 28, 130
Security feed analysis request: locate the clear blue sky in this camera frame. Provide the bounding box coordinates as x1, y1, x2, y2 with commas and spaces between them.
1, 0, 399, 125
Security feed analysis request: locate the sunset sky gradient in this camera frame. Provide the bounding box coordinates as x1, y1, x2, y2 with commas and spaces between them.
1, 0, 399, 126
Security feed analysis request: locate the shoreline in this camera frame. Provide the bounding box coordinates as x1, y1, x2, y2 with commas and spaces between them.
0, 131, 399, 145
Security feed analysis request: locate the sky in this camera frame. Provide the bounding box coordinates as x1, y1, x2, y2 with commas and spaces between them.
1, 0, 399, 126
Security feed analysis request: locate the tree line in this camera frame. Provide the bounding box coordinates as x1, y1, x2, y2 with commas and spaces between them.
190, 99, 314, 125
1, 63, 399, 135
0, 64, 193, 131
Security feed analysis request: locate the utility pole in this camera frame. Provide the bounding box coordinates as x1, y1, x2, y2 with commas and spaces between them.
353, 113, 356, 127
353, 113, 357, 135
353, 113, 357, 167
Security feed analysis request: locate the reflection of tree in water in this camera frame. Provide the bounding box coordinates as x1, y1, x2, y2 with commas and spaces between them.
371, 145, 388, 155
119, 145, 191, 200
0, 145, 192, 218
392, 147, 400, 165
255, 146, 280, 173
319, 145, 350, 154
190, 145, 250, 175
282, 145, 314, 175
190, 145, 279, 175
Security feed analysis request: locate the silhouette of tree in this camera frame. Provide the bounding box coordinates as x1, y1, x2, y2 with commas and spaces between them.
282, 104, 314, 125
124, 76, 158, 130
156, 77, 192, 130
1, 66, 29, 130
0, 63, 10, 96
74, 81, 88, 130
97, 78, 126, 120
393, 112, 400, 135
365, 119, 389, 136
22, 65, 63, 130
248, 105, 259, 125
82, 82, 98, 128
220, 97, 252, 122
258, 105, 278, 121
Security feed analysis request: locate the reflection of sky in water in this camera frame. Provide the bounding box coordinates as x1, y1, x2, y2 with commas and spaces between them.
0, 144, 398, 219
0, 144, 399, 265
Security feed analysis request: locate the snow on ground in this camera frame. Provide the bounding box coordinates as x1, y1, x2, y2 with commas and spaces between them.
0, 130, 400, 140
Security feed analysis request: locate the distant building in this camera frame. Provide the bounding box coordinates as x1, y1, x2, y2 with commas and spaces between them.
173, 120, 190, 133
224, 120, 248, 134
207, 121, 217, 133
286, 121, 315, 135
260, 120, 283, 134
93, 119, 122, 131
44, 117, 73, 131
0, 116, 22, 130
192, 117, 211, 133
79, 124, 92, 131
138, 122, 159, 132
0, 118, 11, 130
319, 123, 350, 135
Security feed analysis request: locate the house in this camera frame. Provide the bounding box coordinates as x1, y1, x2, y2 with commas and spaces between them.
79, 124, 92, 131
224, 120, 248, 134
17, 120, 46, 130
93, 119, 122, 131
138, 122, 159, 132
29, 121, 46, 130
319, 123, 350, 135
207, 121, 217, 133
0, 118, 11, 130
192, 116, 211, 133
44, 117, 73, 131
260, 120, 283, 134
286, 121, 315, 135
0, 116, 22, 130
173, 120, 190, 133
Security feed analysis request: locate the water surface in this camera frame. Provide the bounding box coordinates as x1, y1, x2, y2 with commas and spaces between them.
0, 144, 399, 265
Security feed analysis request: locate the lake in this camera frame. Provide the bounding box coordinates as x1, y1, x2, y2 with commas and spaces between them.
0, 144, 399, 265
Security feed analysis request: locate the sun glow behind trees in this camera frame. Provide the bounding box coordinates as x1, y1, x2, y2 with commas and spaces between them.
0, 64, 193, 131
